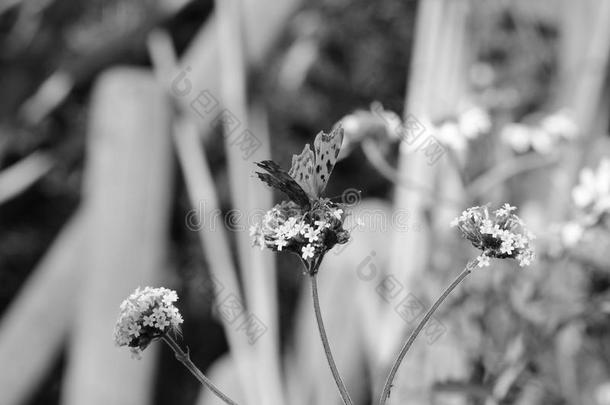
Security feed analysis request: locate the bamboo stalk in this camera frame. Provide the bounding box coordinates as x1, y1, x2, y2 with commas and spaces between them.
548, 0, 610, 222
0, 151, 54, 205
376, 0, 443, 366
147, 29, 179, 85
174, 0, 302, 132
215, 1, 284, 403
0, 212, 84, 405
148, 30, 261, 402
377, 1, 472, 403
0, 0, 21, 16
61, 68, 173, 405
172, 117, 257, 402
18, 0, 191, 125
244, 104, 284, 403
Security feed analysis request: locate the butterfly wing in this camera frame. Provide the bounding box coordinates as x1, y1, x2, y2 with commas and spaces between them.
256, 125, 343, 204
312, 125, 344, 195
288, 144, 318, 199
255, 160, 311, 208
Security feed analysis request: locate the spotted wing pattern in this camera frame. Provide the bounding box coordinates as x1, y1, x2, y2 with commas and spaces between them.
312, 125, 344, 196
255, 125, 344, 205
288, 144, 318, 199
255, 160, 310, 208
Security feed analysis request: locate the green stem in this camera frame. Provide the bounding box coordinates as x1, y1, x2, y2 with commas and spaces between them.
378, 259, 477, 405
162, 335, 239, 405
310, 273, 354, 405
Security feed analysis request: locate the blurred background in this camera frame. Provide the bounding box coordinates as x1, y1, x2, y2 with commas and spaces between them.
0, 0, 609, 404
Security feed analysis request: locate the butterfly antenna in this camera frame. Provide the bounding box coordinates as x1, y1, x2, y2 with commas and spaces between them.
327, 189, 362, 205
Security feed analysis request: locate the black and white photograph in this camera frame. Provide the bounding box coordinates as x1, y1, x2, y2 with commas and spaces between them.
0, 0, 609, 404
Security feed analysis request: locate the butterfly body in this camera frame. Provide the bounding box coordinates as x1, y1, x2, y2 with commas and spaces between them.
255, 126, 344, 207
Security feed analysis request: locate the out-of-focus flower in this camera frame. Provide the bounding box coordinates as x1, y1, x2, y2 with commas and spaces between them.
451, 203, 535, 267
529, 127, 554, 155
434, 106, 491, 151
251, 199, 350, 271
501, 110, 579, 154
595, 382, 610, 405
560, 221, 585, 247
501, 123, 531, 153
114, 287, 183, 358
371, 103, 403, 142
338, 102, 403, 159
458, 106, 492, 139
572, 158, 610, 224
436, 121, 466, 151
554, 159, 610, 259
540, 110, 578, 140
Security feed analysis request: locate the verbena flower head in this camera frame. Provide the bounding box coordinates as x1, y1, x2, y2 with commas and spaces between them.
114, 287, 183, 358
451, 203, 535, 267
253, 126, 351, 274
251, 200, 350, 273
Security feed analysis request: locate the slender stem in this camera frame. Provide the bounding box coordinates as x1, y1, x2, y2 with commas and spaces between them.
379, 260, 477, 405
162, 335, 239, 405
310, 273, 354, 405
361, 139, 462, 207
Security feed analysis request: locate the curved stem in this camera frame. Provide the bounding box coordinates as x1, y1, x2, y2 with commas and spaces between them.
310, 273, 354, 405
361, 139, 462, 206
465, 153, 558, 199
379, 260, 477, 405
162, 335, 239, 405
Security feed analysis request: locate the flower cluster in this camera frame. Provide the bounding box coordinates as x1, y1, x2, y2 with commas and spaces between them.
250, 199, 350, 272
572, 158, 610, 224
451, 203, 535, 267
559, 158, 610, 248
436, 106, 492, 151
501, 110, 578, 154
340, 104, 491, 153
113, 287, 184, 358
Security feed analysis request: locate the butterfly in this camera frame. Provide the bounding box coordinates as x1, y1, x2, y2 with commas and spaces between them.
255, 125, 344, 208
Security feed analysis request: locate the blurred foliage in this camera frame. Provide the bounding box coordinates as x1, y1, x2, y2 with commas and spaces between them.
0, 0, 609, 404
0, 1, 415, 404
